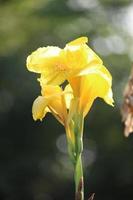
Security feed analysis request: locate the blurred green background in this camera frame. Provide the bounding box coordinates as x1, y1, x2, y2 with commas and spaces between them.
0, 0, 133, 199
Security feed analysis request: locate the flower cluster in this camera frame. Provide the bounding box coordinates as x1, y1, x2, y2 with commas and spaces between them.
27, 37, 114, 126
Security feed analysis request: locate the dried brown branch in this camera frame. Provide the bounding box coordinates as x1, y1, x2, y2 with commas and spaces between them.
88, 193, 95, 200
121, 66, 133, 137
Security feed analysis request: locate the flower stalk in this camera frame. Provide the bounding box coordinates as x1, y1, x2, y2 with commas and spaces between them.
66, 99, 84, 200
74, 116, 84, 200
75, 155, 84, 200
26, 36, 114, 200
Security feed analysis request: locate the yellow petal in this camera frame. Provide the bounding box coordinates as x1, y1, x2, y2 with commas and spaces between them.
69, 65, 114, 117
38, 71, 67, 86
42, 85, 63, 114
41, 84, 62, 97
27, 46, 62, 73
68, 76, 81, 97
32, 96, 49, 121
64, 84, 73, 109
40, 85, 67, 124
104, 88, 114, 106
67, 37, 88, 46
64, 38, 103, 78
83, 68, 113, 116
27, 46, 71, 86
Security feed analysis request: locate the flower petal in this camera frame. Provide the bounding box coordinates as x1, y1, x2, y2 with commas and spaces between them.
38, 71, 67, 86
40, 85, 67, 124
82, 67, 113, 116
41, 84, 63, 97
67, 37, 88, 46
69, 65, 114, 117
104, 88, 114, 106
64, 38, 103, 78
64, 84, 73, 109
32, 96, 49, 121
27, 46, 62, 73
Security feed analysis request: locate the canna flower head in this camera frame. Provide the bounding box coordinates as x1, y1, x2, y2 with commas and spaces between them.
27, 37, 103, 85
27, 36, 114, 120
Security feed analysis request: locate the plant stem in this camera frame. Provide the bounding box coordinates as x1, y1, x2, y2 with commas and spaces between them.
65, 99, 84, 200
74, 113, 84, 200
75, 154, 84, 200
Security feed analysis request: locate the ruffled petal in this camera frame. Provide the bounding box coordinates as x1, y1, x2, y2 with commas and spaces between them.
64, 37, 103, 77
26, 37, 104, 86
27, 46, 62, 73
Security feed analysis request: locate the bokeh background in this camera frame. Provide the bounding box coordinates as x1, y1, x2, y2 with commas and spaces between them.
0, 0, 133, 199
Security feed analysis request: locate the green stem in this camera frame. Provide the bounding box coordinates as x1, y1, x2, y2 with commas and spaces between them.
73, 113, 84, 200
66, 98, 84, 200
74, 114, 84, 200
75, 154, 84, 200
66, 118, 84, 200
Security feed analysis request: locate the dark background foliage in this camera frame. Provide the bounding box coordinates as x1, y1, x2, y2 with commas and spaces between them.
0, 0, 133, 199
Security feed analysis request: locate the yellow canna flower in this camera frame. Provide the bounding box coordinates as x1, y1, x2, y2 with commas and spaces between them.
27, 36, 114, 119
26, 37, 114, 200
32, 84, 73, 126
68, 65, 114, 117
27, 37, 103, 85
